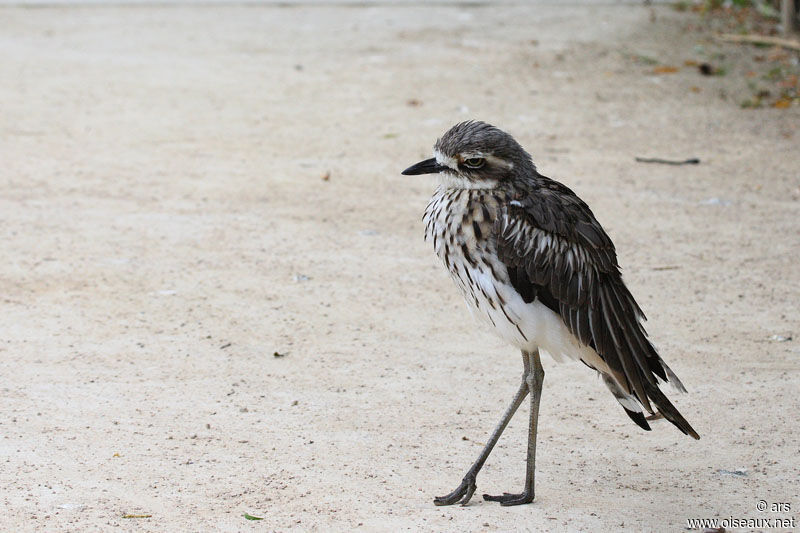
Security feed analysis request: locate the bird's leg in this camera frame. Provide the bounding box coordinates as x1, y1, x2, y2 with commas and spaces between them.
483, 349, 545, 506
433, 353, 531, 506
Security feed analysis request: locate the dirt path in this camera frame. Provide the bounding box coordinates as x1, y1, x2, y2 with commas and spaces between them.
1, 3, 798, 531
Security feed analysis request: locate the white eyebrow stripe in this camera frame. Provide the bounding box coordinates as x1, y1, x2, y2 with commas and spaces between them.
484, 154, 514, 169
434, 149, 514, 171
433, 148, 459, 170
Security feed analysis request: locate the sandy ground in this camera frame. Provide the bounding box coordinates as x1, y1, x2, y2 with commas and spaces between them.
1, 3, 799, 532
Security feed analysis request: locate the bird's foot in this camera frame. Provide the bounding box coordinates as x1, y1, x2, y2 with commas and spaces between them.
482, 491, 534, 506
433, 474, 477, 506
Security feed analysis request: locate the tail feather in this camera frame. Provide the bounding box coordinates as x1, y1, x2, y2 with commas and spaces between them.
623, 407, 651, 431
660, 359, 688, 393
603, 374, 651, 432
603, 367, 699, 439
644, 381, 700, 440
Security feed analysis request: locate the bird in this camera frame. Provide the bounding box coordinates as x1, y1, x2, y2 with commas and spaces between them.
401, 120, 699, 507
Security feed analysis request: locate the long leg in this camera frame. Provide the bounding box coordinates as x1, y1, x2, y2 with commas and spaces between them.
483, 349, 545, 506
433, 353, 531, 506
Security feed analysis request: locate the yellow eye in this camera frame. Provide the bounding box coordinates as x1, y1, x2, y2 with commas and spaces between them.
463, 157, 486, 169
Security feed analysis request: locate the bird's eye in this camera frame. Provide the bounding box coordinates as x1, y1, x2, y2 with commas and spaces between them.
463, 157, 486, 169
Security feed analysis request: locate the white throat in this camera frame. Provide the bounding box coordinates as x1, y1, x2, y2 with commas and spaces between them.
437, 172, 497, 190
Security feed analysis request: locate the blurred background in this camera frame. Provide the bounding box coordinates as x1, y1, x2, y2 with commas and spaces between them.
1, 1, 798, 531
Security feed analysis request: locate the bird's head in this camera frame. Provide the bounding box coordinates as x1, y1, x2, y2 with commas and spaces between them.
401, 120, 535, 189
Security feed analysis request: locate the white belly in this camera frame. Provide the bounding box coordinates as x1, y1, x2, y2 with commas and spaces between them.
455, 263, 612, 375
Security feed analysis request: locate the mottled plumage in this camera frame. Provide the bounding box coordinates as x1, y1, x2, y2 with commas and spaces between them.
404, 120, 699, 507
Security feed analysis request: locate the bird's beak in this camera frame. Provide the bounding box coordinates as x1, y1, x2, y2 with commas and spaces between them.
401, 158, 448, 176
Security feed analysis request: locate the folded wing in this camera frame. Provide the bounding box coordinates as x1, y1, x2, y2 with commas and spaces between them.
494, 180, 699, 439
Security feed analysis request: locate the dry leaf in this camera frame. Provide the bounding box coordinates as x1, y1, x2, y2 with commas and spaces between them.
683, 59, 699, 66
773, 99, 792, 109
653, 66, 679, 74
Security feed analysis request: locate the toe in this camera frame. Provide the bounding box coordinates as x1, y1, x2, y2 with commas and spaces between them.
483, 492, 514, 502
434, 476, 477, 506
500, 493, 534, 506
483, 492, 534, 505
459, 482, 476, 506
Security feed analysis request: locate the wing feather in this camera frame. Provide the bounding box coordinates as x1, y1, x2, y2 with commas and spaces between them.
494, 180, 698, 438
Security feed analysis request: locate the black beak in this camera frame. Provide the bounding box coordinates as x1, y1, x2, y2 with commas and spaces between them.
401, 158, 448, 176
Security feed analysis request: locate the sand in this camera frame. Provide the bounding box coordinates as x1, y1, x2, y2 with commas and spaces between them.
1, 2, 798, 531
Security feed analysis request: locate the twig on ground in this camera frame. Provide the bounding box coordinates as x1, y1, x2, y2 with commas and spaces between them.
716, 33, 800, 51
635, 157, 700, 165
